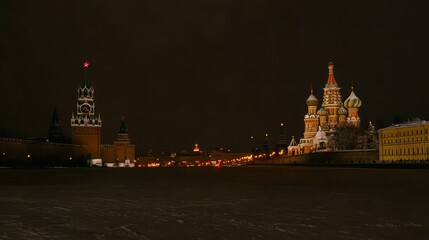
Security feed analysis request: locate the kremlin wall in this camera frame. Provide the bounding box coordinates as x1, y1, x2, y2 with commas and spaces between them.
0, 62, 135, 167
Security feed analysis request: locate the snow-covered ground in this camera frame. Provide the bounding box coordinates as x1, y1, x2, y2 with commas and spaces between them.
0, 166, 428, 239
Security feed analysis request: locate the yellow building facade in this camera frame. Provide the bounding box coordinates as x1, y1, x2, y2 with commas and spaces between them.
378, 120, 429, 161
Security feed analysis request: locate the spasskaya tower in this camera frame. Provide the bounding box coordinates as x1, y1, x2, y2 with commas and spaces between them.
71, 61, 102, 159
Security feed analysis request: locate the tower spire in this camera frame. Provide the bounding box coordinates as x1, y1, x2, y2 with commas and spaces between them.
83, 61, 90, 87
326, 59, 337, 86
119, 116, 128, 134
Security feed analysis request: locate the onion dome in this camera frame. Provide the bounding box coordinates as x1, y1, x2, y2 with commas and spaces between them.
338, 105, 348, 115
317, 107, 328, 116
344, 87, 362, 108
306, 89, 318, 106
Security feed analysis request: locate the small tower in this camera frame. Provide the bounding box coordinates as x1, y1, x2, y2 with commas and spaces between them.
299, 88, 319, 153
112, 117, 135, 167
49, 109, 65, 143
262, 134, 271, 156
322, 60, 343, 129
317, 107, 329, 131
287, 136, 301, 156
70, 61, 102, 159
338, 104, 348, 126
276, 123, 287, 155
344, 86, 362, 127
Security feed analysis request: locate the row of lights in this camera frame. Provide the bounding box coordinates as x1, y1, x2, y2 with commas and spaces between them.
1, 153, 74, 160
141, 154, 254, 168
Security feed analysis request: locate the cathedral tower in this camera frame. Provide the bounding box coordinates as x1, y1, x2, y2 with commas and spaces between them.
322, 61, 343, 129
71, 61, 102, 159
300, 88, 319, 153
344, 86, 362, 127
338, 104, 348, 126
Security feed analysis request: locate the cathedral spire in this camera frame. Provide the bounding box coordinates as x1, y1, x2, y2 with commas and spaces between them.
326, 59, 338, 87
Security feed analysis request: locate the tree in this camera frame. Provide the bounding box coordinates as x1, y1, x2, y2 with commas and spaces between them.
331, 126, 366, 150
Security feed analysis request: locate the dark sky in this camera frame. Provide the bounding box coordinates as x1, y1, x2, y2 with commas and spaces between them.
1, 0, 428, 154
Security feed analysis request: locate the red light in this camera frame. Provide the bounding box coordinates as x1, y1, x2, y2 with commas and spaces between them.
83, 61, 89, 68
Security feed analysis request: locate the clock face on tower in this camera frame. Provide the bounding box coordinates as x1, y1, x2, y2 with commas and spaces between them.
80, 103, 91, 114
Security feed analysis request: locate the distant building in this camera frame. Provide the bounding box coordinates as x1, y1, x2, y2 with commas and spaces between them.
193, 142, 200, 152
378, 119, 429, 161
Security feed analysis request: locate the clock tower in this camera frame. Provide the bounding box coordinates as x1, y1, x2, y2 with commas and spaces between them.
71, 61, 102, 159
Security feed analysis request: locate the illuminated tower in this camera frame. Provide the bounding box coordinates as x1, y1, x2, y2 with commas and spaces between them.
113, 117, 135, 167
344, 86, 362, 127
276, 123, 287, 155
322, 61, 343, 129
299, 88, 319, 153
71, 61, 102, 159
317, 107, 329, 131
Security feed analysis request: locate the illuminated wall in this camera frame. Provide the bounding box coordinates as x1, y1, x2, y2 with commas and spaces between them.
378, 120, 429, 161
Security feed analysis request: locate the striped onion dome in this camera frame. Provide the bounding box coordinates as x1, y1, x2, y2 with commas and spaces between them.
338, 105, 348, 115
344, 88, 362, 108
306, 90, 318, 106
317, 107, 328, 116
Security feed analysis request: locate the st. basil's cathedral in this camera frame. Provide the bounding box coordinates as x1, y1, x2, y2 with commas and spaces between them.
289, 61, 363, 155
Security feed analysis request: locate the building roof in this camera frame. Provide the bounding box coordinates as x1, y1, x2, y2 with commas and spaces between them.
306, 89, 318, 106
289, 136, 298, 146
379, 119, 428, 131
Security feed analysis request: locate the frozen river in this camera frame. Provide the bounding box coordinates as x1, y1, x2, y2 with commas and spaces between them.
0, 166, 428, 239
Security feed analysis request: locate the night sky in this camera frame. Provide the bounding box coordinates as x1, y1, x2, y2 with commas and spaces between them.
1, 1, 428, 154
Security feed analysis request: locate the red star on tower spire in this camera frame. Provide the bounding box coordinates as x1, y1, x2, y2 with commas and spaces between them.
83, 61, 90, 68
